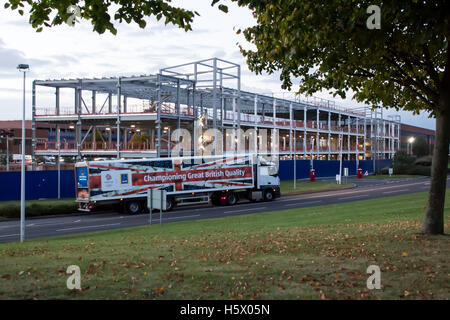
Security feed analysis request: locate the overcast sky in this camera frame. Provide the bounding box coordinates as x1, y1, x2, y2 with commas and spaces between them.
0, 1, 435, 130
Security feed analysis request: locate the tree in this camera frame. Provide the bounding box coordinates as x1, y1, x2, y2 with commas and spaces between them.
3, 0, 200, 34
0, 153, 13, 166
412, 137, 430, 157
217, 0, 449, 235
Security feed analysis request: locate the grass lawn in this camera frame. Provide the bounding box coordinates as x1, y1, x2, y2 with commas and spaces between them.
365, 174, 423, 179
0, 191, 448, 300
280, 180, 353, 195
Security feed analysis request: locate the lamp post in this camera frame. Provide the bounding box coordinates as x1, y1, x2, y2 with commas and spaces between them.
17, 63, 29, 243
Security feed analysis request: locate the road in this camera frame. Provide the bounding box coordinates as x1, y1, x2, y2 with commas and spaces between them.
0, 176, 446, 243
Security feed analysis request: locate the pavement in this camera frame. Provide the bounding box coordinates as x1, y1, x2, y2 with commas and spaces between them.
0, 176, 446, 243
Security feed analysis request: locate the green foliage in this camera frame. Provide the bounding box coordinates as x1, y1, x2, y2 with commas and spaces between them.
393, 150, 415, 173
412, 136, 430, 157
391, 150, 435, 176
0, 199, 78, 219
394, 150, 415, 166
219, 1, 449, 117
3, 0, 201, 34
0, 153, 12, 166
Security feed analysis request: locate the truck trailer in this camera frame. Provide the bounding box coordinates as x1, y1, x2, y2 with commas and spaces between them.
75, 154, 280, 214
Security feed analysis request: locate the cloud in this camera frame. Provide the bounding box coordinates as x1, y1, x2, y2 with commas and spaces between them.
0, 39, 50, 74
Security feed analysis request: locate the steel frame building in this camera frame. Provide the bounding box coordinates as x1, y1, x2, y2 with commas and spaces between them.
31, 58, 400, 166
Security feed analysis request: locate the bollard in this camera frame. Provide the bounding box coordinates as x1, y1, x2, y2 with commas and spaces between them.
310, 169, 316, 182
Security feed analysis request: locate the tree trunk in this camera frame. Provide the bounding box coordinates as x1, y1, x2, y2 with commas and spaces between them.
423, 102, 450, 235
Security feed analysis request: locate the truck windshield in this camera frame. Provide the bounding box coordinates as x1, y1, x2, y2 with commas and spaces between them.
260, 165, 278, 177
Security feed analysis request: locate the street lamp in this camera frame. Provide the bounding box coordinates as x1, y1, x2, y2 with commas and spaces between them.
17, 63, 29, 243
408, 137, 415, 155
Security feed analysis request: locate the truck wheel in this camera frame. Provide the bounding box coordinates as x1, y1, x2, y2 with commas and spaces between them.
263, 189, 274, 202
126, 200, 142, 215
226, 192, 238, 206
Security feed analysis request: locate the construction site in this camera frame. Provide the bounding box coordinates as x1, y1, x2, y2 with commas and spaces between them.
31, 58, 401, 165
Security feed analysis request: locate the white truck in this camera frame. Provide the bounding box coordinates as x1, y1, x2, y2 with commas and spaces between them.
75, 154, 280, 214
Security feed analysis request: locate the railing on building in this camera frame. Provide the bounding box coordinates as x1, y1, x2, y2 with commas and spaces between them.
36, 103, 194, 117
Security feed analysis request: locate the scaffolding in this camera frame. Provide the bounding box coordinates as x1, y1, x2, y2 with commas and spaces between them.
32, 57, 401, 167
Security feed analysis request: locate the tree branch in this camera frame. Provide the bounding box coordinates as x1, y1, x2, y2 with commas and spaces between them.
382, 53, 440, 106
422, 44, 442, 89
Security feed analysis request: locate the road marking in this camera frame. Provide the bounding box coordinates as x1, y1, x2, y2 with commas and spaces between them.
224, 207, 267, 214
56, 223, 121, 232
165, 214, 200, 220
338, 195, 369, 201
0, 233, 19, 238
284, 200, 323, 207
16, 220, 84, 229
382, 189, 408, 194
193, 202, 267, 212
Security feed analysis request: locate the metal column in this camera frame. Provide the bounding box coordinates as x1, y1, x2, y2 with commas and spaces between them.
364, 116, 367, 160
31, 81, 36, 170
55, 87, 60, 115
156, 74, 161, 157
116, 77, 121, 159
254, 94, 258, 155
108, 93, 112, 113
176, 79, 181, 156
303, 107, 307, 158
212, 59, 218, 155
289, 102, 293, 159
272, 98, 276, 155
328, 111, 331, 160
316, 108, 320, 159
76, 80, 82, 160
347, 116, 351, 160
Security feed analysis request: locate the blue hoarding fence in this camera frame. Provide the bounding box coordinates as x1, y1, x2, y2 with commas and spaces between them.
0, 170, 75, 201
278, 159, 392, 181
0, 159, 393, 201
